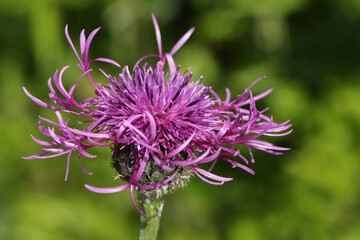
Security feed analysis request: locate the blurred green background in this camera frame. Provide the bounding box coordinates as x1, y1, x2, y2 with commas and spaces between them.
1, 0, 360, 239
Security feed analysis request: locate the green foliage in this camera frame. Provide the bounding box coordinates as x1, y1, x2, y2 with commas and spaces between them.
1, 0, 360, 239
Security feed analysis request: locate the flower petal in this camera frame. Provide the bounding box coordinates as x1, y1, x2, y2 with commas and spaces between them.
151, 13, 162, 56
170, 27, 195, 55
164, 132, 195, 159
84, 183, 131, 193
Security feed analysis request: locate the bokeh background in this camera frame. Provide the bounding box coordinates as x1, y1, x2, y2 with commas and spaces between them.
1, 0, 360, 239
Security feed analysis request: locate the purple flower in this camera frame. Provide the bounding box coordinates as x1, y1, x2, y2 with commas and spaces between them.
23, 14, 292, 217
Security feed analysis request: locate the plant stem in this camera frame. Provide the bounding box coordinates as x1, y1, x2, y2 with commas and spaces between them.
138, 192, 164, 240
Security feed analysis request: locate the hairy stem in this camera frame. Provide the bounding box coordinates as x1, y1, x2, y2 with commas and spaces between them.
138, 192, 164, 240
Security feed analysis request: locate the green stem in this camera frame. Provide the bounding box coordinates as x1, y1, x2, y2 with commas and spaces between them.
138, 192, 164, 240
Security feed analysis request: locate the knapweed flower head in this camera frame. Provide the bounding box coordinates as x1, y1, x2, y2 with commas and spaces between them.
23, 14, 292, 218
